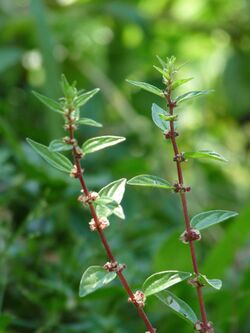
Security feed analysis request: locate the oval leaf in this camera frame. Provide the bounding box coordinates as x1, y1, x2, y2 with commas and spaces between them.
82, 136, 126, 154
79, 266, 116, 298
190, 210, 238, 231
75, 88, 100, 108
151, 103, 170, 131
199, 274, 222, 290
175, 90, 214, 103
26, 138, 73, 173
156, 290, 198, 325
127, 175, 173, 190
49, 139, 72, 152
183, 150, 227, 162
143, 270, 192, 297
32, 91, 64, 114
95, 196, 119, 218
126, 79, 164, 97
77, 117, 103, 127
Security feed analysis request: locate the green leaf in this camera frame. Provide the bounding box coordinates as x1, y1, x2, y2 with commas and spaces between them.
32, 91, 64, 114
82, 136, 126, 154
183, 150, 227, 162
49, 139, 72, 152
156, 55, 167, 68
26, 138, 73, 173
97, 179, 127, 219
75, 88, 100, 108
159, 114, 177, 121
190, 210, 238, 231
151, 103, 170, 131
126, 80, 164, 97
153, 65, 169, 80
175, 90, 214, 103
199, 274, 222, 290
142, 271, 192, 297
171, 78, 193, 90
95, 196, 119, 218
127, 175, 173, 190
79, 266, 116, 297
156, 290, 198, 325
77, 117, 103, 127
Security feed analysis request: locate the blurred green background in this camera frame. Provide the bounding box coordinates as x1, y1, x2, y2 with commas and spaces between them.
0, 0, 250, 332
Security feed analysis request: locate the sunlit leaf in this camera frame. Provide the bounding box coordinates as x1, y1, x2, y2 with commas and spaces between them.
156, 290, 198, 325
82, 136, 126, 154
77, 118, 103, 127
142, 271, 192, 297
26, 138, 73, 173
127, 175, 173, 190
175, 90, 213, 103
126, 79, 164, 97
95, 196, 119, 218
79, 266, 116, 297
183, 150, 227, 162
191, 210, 238, 231
171, 78, 193, 90
32, 91, 64, 114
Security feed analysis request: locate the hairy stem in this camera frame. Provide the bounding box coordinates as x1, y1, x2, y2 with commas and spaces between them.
67, 121, 156, 333
165, 92, 208, 329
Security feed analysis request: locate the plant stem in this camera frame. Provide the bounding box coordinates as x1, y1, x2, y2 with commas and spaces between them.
67, 122, 156, 333
165, 92, 209, 329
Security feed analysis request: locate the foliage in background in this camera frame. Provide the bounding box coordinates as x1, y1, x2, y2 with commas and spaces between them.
0, 0, 249, 332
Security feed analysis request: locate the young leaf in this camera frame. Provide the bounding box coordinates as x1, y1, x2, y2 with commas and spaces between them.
126, 80, 164, 97
153, 66, 169, 80
82, 136, 126, 154
151, 103, 170, 131
199, 274, 222, 290
79, 266, 116, 298
183, 150, 227, 162
75, 88, 100, 108
171, 78, 193, 90
175, 90, 214, 103
60, 74, 76, 100
49, 139, 72, 152
26, 138, 73, 173
97, 179, 127, 219
142, 271, 192, 297
77, 118, 103, 127
190, 210, 238, 231
156, 290, 198, 325
95, 196, 119, 218
127, 175, 173, 190
32, 91, 64, 114
159, 114, 177, 121
156, 55, 167, 68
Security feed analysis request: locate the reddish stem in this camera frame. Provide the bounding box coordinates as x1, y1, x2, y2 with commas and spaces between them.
166, 93, 208, 328
67, 121, 156, 333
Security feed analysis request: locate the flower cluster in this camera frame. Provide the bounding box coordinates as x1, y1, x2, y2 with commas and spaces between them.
89, 217, 110, 231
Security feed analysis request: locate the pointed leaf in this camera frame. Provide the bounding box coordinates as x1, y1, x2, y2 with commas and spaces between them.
171, 78, 193, 90
26, 138, 73, 173
199, 274, 222, 290
82, 136, 126, 154
98, 178, 127, 204
156, 55, 167, 68
75, 88, 100, 108
151, 103, 170, 131
32, 91, 64, 114
175, 90, 214, 103
183, 150, 227, 162
153, 65, 169, 80
127, 175, 173, 190
77, 117, 103, 127
126, 80, 164, 97
191, 210, 238, 231
113, 205, 125, 220
95, 196, 119, 218
79, 266, 116, 297
60, 74, 77, 100
143, 271, 192, 297
49, 139, 72, 152
156, 290, 198, 325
